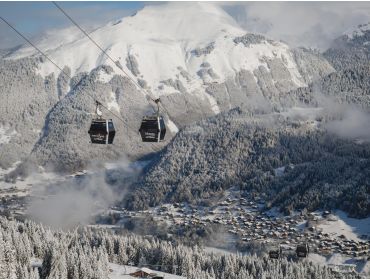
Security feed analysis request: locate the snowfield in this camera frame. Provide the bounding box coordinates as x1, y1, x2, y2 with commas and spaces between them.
106, 91, 121, 113
317, 210, 370, 242
166, 118, 179, 134
97, 68, 115, 84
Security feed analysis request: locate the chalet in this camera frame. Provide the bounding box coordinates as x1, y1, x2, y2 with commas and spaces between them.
129, 268, 163, 279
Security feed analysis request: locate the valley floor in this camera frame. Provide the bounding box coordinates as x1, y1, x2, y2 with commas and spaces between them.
0, 162, 369, 278
104, 189, 370, 277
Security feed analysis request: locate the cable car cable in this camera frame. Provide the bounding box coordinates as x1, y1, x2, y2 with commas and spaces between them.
0, 17, 159, 153
51, 2, 170, 143
0, 15, 140, 135
51, 1, 172, 118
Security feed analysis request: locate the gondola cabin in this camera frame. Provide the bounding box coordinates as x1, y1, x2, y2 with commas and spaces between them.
296, 244, 309, 258
269, 250, 280, 259
139, 115, 166, 142
269, 245, 282, 259
88, 119, 115, 144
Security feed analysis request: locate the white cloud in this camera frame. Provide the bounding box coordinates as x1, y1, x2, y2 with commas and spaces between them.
325, 106, 370, 142
222, 2, 370, 50
27, 156, 141, 229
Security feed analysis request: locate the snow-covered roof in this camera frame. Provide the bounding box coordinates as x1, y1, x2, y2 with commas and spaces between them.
136, 267, 153, 274
109, 263, 185, 279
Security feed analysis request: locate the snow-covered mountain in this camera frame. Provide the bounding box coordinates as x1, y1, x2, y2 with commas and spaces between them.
0, 2, 334, 172
6, 3, 326, 92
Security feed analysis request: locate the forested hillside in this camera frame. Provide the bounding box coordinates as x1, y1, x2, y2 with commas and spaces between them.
324, 23, 370, 71
0, 216, 352, 279
126, 109, 370, 218
290, 66, 370, 108
0, 57, 58, 169
0, 59, 171, 174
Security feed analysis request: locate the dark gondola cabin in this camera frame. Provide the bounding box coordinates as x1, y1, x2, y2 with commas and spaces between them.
269, 245, 282, 259
88, 119, 115, 144
139, 115, 166, 142
296, 244, 309, 258
269, 250, 280, 259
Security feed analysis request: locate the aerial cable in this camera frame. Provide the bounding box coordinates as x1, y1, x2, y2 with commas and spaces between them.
0, 15, 140, 135
51, 1, 172, 117
0, 16, 66, 74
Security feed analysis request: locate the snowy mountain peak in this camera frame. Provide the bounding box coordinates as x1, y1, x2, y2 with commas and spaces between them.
8, 2, 243, 61
119, 2, 243, 43
4, 2, 332, 112
6, 2, 297, 83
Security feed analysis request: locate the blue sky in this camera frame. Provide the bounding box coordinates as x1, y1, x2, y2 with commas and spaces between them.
0, 1, 146, 49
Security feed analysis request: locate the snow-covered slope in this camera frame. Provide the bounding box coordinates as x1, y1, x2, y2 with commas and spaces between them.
8, 3, 301, 87
317, 210, 370, 242
6, 2, 332, 103
1, 2, 334, 170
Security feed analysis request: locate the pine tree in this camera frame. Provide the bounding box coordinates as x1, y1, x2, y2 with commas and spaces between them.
3, 238, 17, 278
